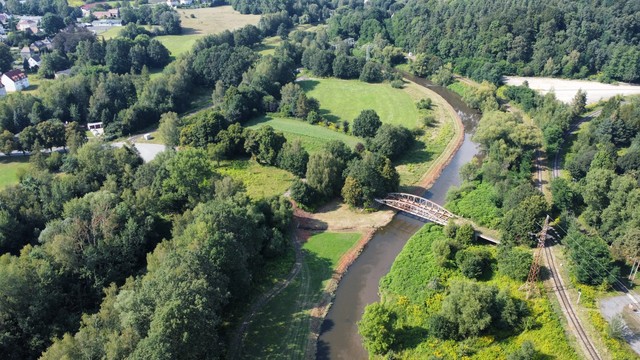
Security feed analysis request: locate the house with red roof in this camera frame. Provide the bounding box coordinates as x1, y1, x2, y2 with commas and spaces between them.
1, 69, 30, 92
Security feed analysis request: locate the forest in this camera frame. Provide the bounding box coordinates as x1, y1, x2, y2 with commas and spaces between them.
327, 0, 640, 83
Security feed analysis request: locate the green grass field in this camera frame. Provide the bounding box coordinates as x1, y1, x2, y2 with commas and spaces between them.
98, 6, 259, 58
245, 78, 460, 186
299, 78, 421, 127
246, 116, 359, 153
256, 36, 282, 56
217, 159, 295, 199
239, 232, 361, 359
158, 6, 259, 57
0, 157, 29, 188
376, 224, 579, 359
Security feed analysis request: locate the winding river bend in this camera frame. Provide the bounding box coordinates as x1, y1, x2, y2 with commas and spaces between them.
316, 75, 481, 359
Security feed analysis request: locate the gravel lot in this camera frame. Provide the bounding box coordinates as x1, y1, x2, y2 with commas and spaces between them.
112, 143, 166, 163
599, 294, 640, 355
504, 76, 640, 104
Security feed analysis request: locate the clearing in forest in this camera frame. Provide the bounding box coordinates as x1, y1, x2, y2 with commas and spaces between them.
238, 232, 361, 360
156, 6, 260, 57
217, 159, 295, 200
96, 6, 260, 57
0, 157, 29, 188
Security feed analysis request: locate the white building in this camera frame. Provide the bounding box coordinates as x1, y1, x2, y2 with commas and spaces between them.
28, 55, 41, 69
1, 69, 29, 92
166, 0, 179, 6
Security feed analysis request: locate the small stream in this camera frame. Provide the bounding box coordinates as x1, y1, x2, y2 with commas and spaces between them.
316, 75, 481, 359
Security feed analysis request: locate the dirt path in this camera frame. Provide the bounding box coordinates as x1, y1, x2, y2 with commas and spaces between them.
227, 228, 305, 359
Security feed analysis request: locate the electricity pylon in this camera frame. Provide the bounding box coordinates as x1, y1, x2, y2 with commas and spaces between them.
520, 215, 551, 299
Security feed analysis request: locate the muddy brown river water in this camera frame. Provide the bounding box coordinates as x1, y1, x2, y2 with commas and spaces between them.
316, 74, 481, 359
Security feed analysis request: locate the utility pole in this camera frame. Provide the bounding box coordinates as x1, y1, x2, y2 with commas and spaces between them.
520, 215, 551, 299
629, 259, 639, 281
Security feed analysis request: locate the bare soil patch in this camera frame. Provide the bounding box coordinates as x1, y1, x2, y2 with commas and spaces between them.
504, 76, 640, 104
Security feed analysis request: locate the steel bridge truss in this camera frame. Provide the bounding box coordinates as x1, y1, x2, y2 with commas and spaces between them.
375, 193, 455, 226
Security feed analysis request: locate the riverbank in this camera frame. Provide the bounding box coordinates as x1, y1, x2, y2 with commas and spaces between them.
305, 78, 466, 358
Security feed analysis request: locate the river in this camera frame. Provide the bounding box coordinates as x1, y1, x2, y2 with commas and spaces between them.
316, 75, 481, 359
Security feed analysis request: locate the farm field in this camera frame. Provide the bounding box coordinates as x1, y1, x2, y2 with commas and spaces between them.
238, 232, 361, 359
0, 157, 29, 188
245, 116, 359, 153
504, 76, 640, 104
97, 6, 259, 57
217, 159, 295, 200
156, 6, 260, 57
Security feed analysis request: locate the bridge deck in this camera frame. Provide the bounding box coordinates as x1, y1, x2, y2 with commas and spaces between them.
376, 192, 500, 244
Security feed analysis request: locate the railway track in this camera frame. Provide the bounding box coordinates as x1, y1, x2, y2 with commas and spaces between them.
543, 240, 602, 360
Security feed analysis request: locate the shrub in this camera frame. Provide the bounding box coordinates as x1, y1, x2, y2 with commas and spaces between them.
497, 246, 532, 282
455, 248, 492, 279
455, 224, 475, 245
421, 115, 436, 127
390, 79, 404, 88
416, 98, 433, 110
358, 303, 396, 355
290, 179, 317, 207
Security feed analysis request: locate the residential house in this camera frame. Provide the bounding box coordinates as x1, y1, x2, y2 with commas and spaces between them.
20, 46, 32, 60
54, 68, 72, 79
179, 0, 193, 5
30, 39, 52, 53
91, 19, 122, 27
1, 69, 29, 92
0, 13, 11, 25
28, 55, 41, 69
93, 9, 119, 19
16, 19, 38, 34
166, 0, 179, 6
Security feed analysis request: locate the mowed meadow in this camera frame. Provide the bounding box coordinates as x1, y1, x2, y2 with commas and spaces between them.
248, 77, 461, 187
98, 6, 260, 58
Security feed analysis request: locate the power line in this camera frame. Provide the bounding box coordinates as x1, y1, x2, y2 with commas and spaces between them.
547, 216, 640, 303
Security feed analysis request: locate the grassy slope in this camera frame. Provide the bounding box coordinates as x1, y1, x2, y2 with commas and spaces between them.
378, 224, 578, 359
217, 159, 295, 200
240, 232, 361, 359
0, 157, 29, 188
245, 116, 359, 153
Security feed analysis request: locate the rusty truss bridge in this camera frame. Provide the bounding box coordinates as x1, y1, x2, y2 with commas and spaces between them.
375, 193, 456, 226
375, 193, 500, 244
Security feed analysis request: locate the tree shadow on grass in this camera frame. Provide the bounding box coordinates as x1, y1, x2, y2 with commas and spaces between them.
395, 140, 433, 167
318, 109, 341, 123
298, 79, 320, 91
